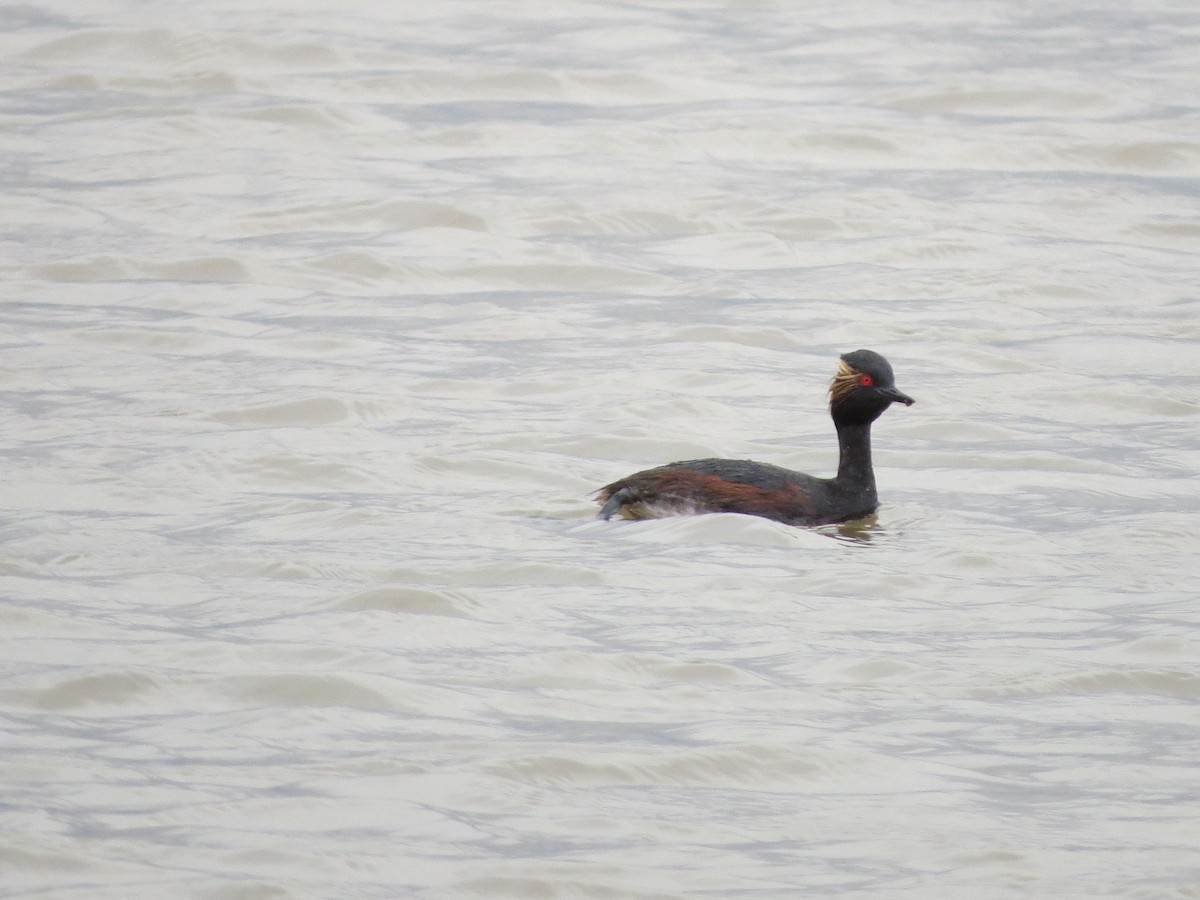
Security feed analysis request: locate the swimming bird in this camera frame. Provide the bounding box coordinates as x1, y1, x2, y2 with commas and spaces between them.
595, 349, 913, 526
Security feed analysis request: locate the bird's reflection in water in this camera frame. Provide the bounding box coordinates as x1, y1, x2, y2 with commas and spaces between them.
827, 514, 881, 544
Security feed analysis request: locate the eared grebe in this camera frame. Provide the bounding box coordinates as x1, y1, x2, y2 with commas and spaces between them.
595, 349, 913, 526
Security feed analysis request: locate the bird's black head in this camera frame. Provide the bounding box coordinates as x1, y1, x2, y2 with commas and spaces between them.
828, 349, 914, 425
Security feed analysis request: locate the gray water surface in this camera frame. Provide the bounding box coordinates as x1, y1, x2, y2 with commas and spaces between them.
2, 1, 1199, 897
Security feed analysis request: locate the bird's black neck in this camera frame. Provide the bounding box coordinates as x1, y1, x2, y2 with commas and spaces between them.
833, 420, 876, 497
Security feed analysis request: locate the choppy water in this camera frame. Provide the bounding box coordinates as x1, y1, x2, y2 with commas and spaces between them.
2, 1, 1199, 897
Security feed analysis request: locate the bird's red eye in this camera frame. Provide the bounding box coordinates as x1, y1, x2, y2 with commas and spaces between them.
858, 374, 873, 386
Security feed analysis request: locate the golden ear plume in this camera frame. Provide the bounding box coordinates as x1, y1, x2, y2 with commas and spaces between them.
828, 358, 858, 408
